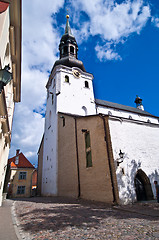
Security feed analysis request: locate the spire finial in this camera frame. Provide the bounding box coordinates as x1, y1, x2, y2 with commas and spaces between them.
66, 9, 69, 19
64, 11, 72, 35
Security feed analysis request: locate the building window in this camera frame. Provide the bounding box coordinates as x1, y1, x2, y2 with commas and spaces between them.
17, 186, 25, 194
52, 94, 54, 105
85, 81, 89, 88
65, 75, 69, 83
70, 46, 74, 54
19, 172, 27, 180
85, 131, 92, 168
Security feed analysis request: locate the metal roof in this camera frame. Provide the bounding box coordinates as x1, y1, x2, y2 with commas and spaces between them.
95, 99, 157, 117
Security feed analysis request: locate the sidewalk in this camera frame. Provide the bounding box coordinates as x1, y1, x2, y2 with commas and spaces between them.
0, 199, 18, 240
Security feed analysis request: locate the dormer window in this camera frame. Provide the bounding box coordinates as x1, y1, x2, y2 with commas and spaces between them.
65, 75, 69, 83
15, 156, 19, 165
85, 81, 89, 88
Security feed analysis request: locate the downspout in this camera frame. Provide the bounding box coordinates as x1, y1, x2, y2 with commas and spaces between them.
74, 118, 81, 198
100, 114, 117, 204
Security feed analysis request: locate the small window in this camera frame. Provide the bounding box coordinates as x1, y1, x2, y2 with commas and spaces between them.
64, 46, 68, 54
85, 81, 89, 88
15, 156, 19, 165
52, 94, 54, 105
85, 131, 92, 168
19, 172, 27, 180
65, 75, 69, 83
70, 46, 74, 54
108, 111, 112, 116
17, 186, 25, 194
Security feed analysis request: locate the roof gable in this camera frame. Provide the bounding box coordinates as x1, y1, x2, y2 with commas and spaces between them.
8, 152, 34, 169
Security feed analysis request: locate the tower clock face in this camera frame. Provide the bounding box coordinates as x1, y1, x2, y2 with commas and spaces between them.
72, 69, 81, 78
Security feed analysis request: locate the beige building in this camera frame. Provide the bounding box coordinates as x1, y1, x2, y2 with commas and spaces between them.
0, 0, 21, 205
7, 150, 35, 198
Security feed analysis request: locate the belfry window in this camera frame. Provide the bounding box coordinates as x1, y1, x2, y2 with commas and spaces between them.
85, 81, 89, 88
65, 75, 69, 83
70, 46, 74, 54
64, 46, 68, 54
85, 131, 92, 168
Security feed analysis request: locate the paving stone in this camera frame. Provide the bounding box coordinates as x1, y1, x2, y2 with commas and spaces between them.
13, 197, 159, 240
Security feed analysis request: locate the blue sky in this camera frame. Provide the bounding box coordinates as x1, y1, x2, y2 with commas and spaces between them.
9, 0, 159, 165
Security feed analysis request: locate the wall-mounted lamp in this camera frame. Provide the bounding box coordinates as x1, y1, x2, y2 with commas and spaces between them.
117, 149, 124, 166
0, 65, 12, 93
81, 129, 87, 133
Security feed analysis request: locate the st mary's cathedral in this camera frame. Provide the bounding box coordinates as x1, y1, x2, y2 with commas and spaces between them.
38, 15, 159, 204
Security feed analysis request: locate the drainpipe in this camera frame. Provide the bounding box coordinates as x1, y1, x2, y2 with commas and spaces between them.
99, 114, 117, 204
74, 118, 81, 198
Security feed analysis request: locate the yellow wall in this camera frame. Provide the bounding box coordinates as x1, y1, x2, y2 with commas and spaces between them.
58, 114, 118, 203
58, 115, 78, 198
9, 168, 34, 198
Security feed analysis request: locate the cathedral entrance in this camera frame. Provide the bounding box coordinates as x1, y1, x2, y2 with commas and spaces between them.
134, 169, 153, 201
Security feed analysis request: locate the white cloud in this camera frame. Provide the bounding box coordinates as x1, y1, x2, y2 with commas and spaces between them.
9, 0, 65, 165
151, 17, 159, 28
71, 0, 151, 60
95, 42, 122, 61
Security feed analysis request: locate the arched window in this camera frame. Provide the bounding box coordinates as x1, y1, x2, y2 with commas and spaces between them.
82, 106, 87, 116
70, 46, 74, 54
65, 75, 69, 83
85, 81, 89, 88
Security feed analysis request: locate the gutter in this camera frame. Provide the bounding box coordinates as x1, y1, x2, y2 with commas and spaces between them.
99, 114, 118, 204
74, 117, 81, 198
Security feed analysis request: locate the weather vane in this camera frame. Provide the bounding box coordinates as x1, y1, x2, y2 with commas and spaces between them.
66, 8, 69, 19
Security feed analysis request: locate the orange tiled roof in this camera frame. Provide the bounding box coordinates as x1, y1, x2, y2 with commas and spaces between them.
8, 152, 35, 169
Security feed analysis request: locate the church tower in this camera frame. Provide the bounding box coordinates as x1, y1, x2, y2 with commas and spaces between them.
42, 16, 96, 196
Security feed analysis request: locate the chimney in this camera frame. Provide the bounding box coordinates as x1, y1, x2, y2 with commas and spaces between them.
134, 95, 144, 111
16, 149, 20, 156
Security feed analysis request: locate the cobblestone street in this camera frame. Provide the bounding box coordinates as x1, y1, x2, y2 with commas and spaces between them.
14, 197, 159, 240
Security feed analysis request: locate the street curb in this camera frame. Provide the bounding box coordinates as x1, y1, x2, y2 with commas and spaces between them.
113, 206, 159, 218
11, 201, 31, 240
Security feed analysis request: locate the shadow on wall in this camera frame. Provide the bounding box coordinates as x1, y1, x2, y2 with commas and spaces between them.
116, 159, 157, 204
116, 159, 141, 204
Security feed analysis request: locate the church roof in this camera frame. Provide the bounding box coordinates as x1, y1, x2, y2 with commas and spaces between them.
53, 56, 86, 72
95, 99, 157, 117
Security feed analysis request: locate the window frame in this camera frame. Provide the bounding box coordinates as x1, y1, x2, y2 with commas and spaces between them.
85, 131, 92, 168
19, 171, 27, 180
17, 186, 26, 194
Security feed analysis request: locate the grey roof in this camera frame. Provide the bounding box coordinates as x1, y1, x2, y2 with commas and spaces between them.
52, 56, 86, 72
95, 99, 157, 117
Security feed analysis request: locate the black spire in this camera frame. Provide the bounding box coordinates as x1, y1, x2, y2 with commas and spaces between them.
52, 15, 86, 72
59, 15, 78, 59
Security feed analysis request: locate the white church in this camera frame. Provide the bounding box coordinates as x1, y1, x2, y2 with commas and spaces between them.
38, 15, 159, 204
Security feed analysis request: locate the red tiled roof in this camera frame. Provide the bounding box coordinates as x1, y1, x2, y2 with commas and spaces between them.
8, 152, 35, 169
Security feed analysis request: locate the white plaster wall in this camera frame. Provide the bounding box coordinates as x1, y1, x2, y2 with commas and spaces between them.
0, 8, 14, 206
55, 65, 96, 116
97, 105, 158, 124
42, 76, 58, 196
109, 118, 159, 204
